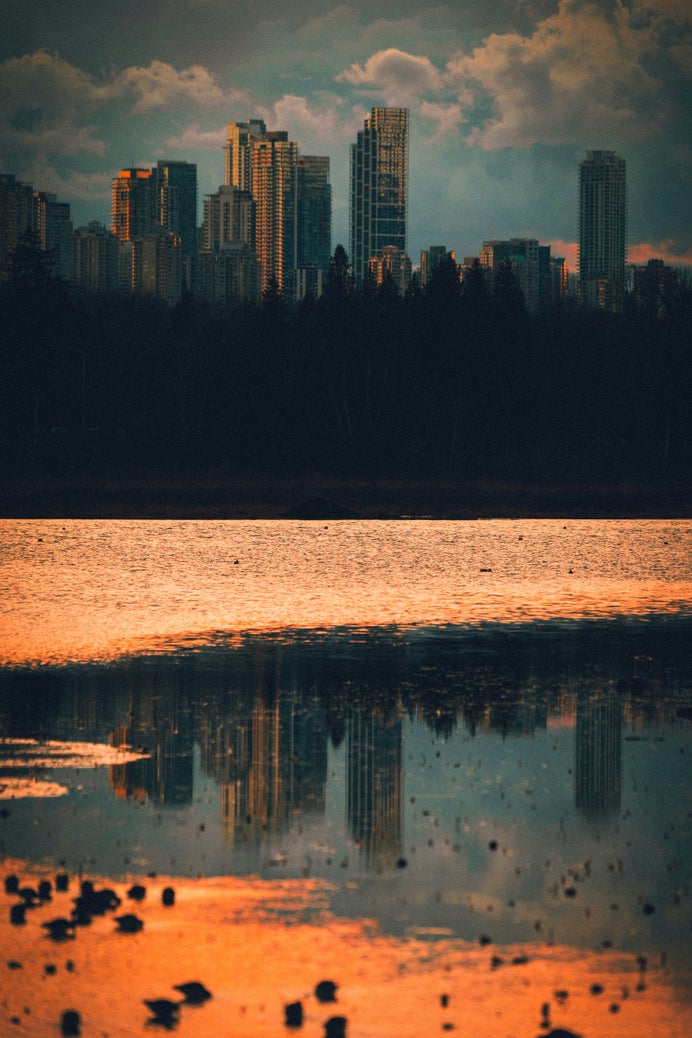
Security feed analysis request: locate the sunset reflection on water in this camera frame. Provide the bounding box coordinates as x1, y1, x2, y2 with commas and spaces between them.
1, 518, 690, 666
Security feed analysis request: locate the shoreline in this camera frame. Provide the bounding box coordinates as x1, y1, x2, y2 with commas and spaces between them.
0, 474, 690, 520
2, 858, 689, 1038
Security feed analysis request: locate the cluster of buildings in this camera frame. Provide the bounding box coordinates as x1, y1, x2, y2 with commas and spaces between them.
0, 108, 643, 313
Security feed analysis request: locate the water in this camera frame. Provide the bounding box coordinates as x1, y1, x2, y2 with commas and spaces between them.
0, 519, 691, 1020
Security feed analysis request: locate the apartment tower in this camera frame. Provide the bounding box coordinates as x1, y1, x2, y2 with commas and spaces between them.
350, 107, 408, 286
578, 150, 627, 311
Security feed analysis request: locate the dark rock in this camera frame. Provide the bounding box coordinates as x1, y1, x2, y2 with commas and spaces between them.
42, 918, 76, 941
144, 999, 179, 1028
127, 884, 147, 902
55, 873, 69, 892
161, 887, 175, 906
174, 981, 211, 1004
285, 1000, 304, 1027
115, 913, 143, 933
60, 1009, 81, 1036
10, 903, 26, 925
4, 874, 19, 894
324, 1017, 347, 1038
315, 980, 338, 1003
283, 497, 359, 520
539, 1031, 582, 1038
38, 880, 52, 900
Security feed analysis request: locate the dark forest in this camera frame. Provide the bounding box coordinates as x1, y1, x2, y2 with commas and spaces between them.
1, 239, 690, 513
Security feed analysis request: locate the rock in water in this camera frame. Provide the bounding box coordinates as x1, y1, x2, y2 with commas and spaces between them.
174, 981, 212, 1004
315, 980, 338, 1003
60, 1010, 81, 1036
285, 1001, 304, 1027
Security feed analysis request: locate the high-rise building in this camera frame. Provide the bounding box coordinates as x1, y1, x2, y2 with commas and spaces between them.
420, 245, 457, 287
578, 150, 627, 311
34, 191, 73, 281
296, 156, 331, 273
0, 173, 35, 276
155, 160, 197, 257
350, 107, 408, 286
132, 230, 183, 307
111, 168, 156, 243
224, 120, 332, 300
203, 184, 255, 251
480, 238, 542, 314
224, 120, 267, 192
224, 121, 297, 296
368, 245, 412, 294
73, 222, 120, 294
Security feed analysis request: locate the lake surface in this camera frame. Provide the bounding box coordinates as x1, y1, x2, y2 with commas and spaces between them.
1, 519, 691, 1021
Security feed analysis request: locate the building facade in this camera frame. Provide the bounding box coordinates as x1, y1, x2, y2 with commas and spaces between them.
368, 245, 412, 295
350, 107, 409, 286
578, 150, 627, 312
155, 160, 198, 257
295, 155, 331, 299
73, 221, 120, 293
111, 168, 156, 243
480, 238, 542, 314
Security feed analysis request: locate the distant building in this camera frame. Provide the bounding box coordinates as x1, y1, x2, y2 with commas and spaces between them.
111, 168, 156, 243
223, 120, 331, 301
578, 150, 627, 312
34, 191, 73, 281
631, 258, 676, 317
155, 160, 197, 257
480, 238, 542, 314
203, 184, 255, 251
368, 245, 412, 294
350, 107, 408, 287
0, 173, 34, 274
73, 221, 120, 293
194, 242, 261, 306
420, 245, 457, 287
294, 155, 331, 299
131, 231, 183, 307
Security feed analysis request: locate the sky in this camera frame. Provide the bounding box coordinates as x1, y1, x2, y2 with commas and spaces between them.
1, 0, 691, 271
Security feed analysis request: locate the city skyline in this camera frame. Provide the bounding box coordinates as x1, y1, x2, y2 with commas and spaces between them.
1, 1, 690, 271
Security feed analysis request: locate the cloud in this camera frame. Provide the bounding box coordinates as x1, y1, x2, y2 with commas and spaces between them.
418, 101, 468, 141
164, 123, 229, 152
446, 0, 689, 149
115, 60, 225, 114
0, 51, 109, 158
337, 48, 444, 105
628, 240, 692, 265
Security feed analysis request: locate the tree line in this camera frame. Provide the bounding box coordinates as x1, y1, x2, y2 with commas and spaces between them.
1, 238, 690, 489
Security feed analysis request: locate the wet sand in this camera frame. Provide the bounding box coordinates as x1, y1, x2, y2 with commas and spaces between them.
3, 859, 690, 1037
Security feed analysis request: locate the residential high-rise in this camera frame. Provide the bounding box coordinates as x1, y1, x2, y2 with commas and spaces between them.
224, 121, 298, 296
155, 160, 197, 257
578, 150, 627, 311
224, 120, 332, 300
73, 221, 120, 293
0, 173, 34, 275
111, 168, 156, 243
350, 107, 408, 286
480, 238, 542, 314
295, 156, 331, 277
203, 185, 255, 251
34, 191, 73, 281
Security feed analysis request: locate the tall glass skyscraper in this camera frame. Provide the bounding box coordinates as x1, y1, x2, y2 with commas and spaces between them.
578, 150, 627, 311
350, 107, 409, 286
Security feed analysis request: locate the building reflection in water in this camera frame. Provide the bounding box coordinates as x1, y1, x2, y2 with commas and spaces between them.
575, 686, 622, 815
110, 683, 194, 805
2, 621, 685, 875
347, 707, 403, 869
